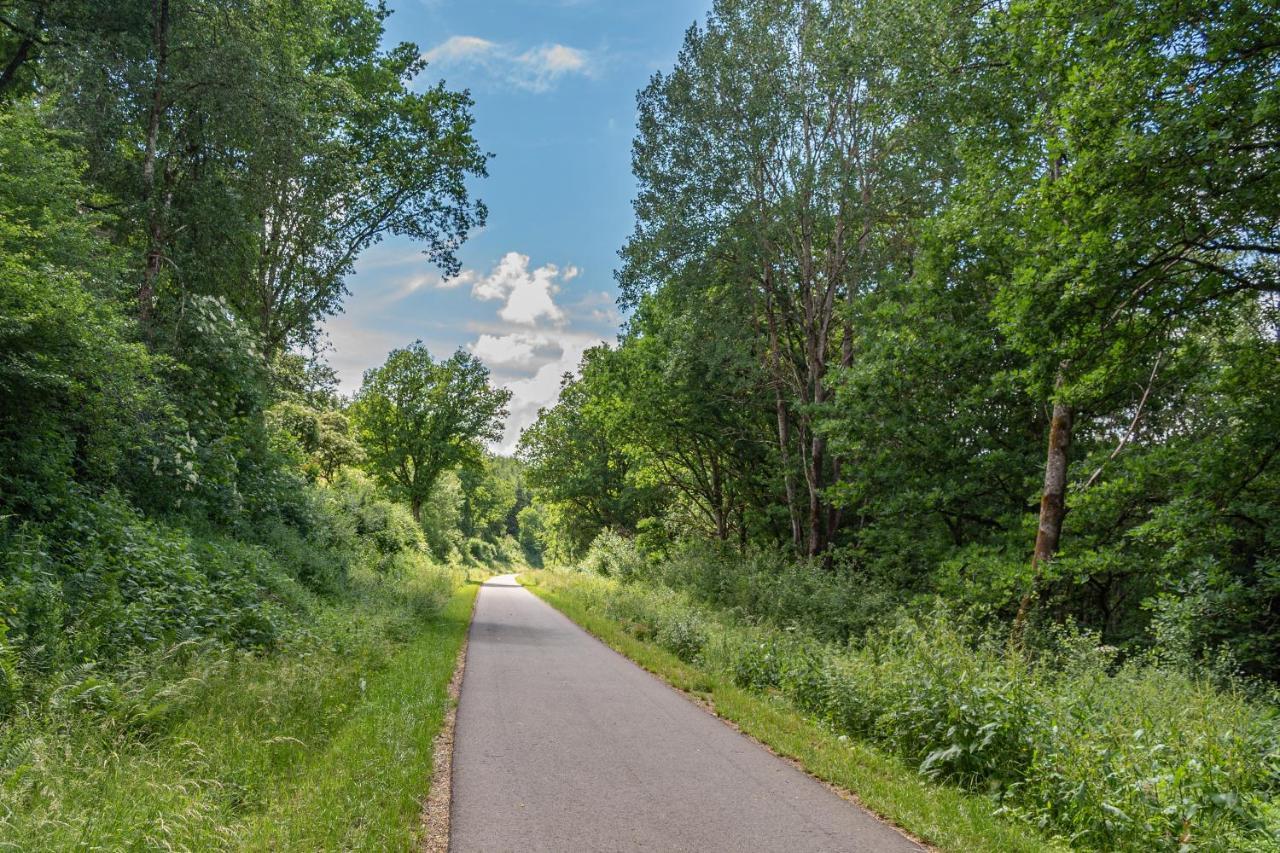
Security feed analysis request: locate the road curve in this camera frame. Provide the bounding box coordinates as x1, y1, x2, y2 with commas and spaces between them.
449, 575, 921, 853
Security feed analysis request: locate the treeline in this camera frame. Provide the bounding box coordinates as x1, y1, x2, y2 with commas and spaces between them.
0, 0, 520, 712
519, 0, 1279, 678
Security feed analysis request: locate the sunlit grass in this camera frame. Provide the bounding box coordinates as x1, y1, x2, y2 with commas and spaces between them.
0, 561, 477, 851
522, 568, 1064, 853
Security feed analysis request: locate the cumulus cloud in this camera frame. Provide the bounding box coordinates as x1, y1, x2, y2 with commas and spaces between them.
326, 242, 618, 453
469, 331, 553, 367
496, 332, 606, 452
421, 35, 593, 93
470, 251, 569, 325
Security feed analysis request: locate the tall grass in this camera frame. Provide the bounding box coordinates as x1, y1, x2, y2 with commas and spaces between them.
533, 563, 1280, 851
0, 556, 470, 850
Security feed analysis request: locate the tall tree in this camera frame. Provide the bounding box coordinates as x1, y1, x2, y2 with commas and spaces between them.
621, 0, 966, 555
935, 0, 1280, 638
43, 0, 487, 355
350, 343, 509, 522
517, 348, 658, 557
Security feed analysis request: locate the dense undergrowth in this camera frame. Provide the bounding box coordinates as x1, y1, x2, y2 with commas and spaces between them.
0, 505, 475, 849
550, 535, 1280, 851
0, 463, 518, 849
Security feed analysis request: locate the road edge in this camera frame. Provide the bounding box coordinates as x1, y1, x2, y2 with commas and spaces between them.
514, 573, 934, 852
419, 582, 480, 853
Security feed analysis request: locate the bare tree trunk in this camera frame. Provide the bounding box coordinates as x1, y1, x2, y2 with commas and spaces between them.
763, 269, 803, 551
711, 457, 728, 541
140, 0, 171, 323
1012, 369, 1073, 646
807, 431, 825, 557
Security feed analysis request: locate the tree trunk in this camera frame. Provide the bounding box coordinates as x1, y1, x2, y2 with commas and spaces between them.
711, 458, 728, 541
0, 2, 44, 95
140, 0, 171, 323
411, 495, 422, 524
763, 268, 803, 551
1012, 371, 1073, 646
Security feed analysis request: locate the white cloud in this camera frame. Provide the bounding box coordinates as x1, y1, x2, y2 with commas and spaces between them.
422, 35, 594, 93
439, 269, 478, 290
421, 35, 496, 65
325, 243, 620, 454
470, 251, 568, 326
469, 331, 550, 367
496, 332, 607, 453
381, 268, 477, 304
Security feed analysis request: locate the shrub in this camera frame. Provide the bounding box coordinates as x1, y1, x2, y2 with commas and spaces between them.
658, 540, 897, 643
464, 538, 497, 565
330, 471, 426, 564
655, 612, 709, 663
582, 530, 644, 580
732, 635, 789, 692
545, 568, 1280, 851
0, 492, 294, 690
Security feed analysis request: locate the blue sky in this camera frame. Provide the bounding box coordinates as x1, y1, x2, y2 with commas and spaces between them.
323, 0, 711, 450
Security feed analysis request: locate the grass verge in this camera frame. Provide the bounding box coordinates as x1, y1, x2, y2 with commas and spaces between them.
520, 569, 1064, 853
0, 563, 479, 851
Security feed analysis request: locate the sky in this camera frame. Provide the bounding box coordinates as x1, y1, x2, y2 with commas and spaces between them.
323, 0, 711, 452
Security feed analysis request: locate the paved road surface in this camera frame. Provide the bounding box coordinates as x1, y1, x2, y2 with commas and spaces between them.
449, 575, 921, 852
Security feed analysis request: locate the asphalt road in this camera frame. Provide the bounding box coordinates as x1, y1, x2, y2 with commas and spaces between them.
449, 575, 922, 853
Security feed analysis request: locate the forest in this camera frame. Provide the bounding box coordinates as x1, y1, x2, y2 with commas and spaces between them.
1, 0, 1278, 850
0, 0, 537, 846
515, 0, 1280, 848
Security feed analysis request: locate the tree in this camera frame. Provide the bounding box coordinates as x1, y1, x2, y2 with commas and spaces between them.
621, 0, 967, 555
931, 0, 1280, 640
457, 454, 518, 541
0, 101, 160, 514
517, 348, 659, 557
608, 274, 775, 546
38, 0, 486, 357
350, 343, 509, 522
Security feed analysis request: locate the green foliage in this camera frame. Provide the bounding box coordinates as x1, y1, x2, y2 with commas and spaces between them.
0, 103, 160, 515
458, 453, 523, 541
516, 503, 548, 565
0, 558, 470, 849
350, 342, 510, 522
329, 470, 425, 562
541, 569, 1280, 851
0, 493, 290, 682
518, 347, 662, 557
268, 400, 364, 483
518, 0, 1280, 681
581, 529, 646, 580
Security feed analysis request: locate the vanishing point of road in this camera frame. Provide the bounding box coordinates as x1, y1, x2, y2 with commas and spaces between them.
449, 575, 922, 852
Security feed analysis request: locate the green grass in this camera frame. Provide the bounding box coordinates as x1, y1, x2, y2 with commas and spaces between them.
0, 561, 477, 851
520, 569, 1065, 853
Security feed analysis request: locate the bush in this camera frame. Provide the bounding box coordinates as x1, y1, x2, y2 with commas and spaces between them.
463, 537, 497, 565
582, 530, 644, 580
657, 540, 897, 643
655, 612, 709, 663
0, 492, 294, 688
330, 471, 426, 565
543, 569, 1280, 851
